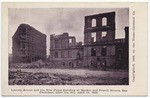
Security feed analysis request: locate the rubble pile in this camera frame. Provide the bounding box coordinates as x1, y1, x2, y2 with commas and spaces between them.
9, 70, 128, 85
9, 60, 46, 69
9, 70, 75, 85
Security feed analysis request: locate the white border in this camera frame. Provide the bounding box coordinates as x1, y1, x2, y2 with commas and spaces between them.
0, 1, 149, 97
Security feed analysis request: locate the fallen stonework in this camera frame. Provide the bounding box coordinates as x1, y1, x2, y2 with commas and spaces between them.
9, 60, 46, 69
9, 69, 128, 85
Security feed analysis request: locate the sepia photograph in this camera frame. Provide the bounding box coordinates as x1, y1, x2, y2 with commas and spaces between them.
1, 2, 148, 96
8, 8, 129, 85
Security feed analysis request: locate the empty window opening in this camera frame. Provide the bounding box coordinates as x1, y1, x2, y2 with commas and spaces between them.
101, 46, 107, 56
21, 33, 26, 36
55, 52, 58, 58
69, 62, 72, 66
68, 51, 72, 58
28, 45, 30, 49
76, 61, 79, 66
102, 17, 107, 26
92, 19, 96, 27
117, 50, 122, 59
22, 50, 26, 55
22, 28, 27, 32
20, 36, 26, 40
32, 58, 34, 61
22, 44, 25, 49
77, 51, 82, 59
92, 33, 96, 42
62, 62, 65, 66
20, 33, 26, 40
102, 61, 107, 70
90, 60, 95, 67
55, 39, 59, 48
101, 31, 107, 38
61, 51, 65, 58
91, 48, 96, 56
69, 39, 72, 43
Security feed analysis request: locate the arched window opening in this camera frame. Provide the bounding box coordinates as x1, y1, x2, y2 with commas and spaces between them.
62, 62, 65, 66
102, 17, 107, 26
92, 19, 96, 27
69, 62, 72, 66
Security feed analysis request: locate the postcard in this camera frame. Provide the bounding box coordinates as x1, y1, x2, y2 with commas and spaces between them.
1, 2, 148, 96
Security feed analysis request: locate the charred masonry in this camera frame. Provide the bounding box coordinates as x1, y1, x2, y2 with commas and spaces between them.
49, 12, 129, 69
12, 12, 129, 69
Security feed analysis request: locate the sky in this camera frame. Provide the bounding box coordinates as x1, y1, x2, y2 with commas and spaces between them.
8, 8, 129, 55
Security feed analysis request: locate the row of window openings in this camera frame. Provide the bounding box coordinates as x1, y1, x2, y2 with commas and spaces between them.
20, 36, 34, 41
91, 47, 107, 56
21, 51, 30, 55
54, 48, 106, 58
61, 62, 81, 67
91, 17, 107, 27
20, 56, 30, 60
20, 45, 34, 51
20, 36, 43, 40
55, 51, 73, 58
20, 49, 43, 54
62, 62, 74, 66
20, 57, 37, 61
21, 28, 45, 39
20, 49, 34, 54
55, 52, 82, 59
55, 38, 73, 43
54, 41, 74, 49
91, 32, 107, 42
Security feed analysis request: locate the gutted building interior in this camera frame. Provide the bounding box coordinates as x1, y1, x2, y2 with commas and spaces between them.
49, 11, 128, 69
83, 12, 128, 69
49, 33, 83, 68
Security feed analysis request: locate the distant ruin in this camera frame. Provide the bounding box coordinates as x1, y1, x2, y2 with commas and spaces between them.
49, 33, 83, 68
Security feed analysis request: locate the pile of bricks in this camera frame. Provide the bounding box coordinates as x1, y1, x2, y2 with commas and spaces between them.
9, 70, 128, 85
9, 70, 73, 85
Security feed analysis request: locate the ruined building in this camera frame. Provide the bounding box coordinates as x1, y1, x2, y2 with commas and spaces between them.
83, 12, 116, 69
83, 12, 128, 69
49, 11, 129, 69
12, 24, 46, 63
49, 33, 83, 68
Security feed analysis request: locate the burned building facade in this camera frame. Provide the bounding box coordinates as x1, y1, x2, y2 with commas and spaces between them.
49, 33, 83, 68
83, 12, 116, 69
50, 12, 129, 69
12, 24, 46, 63
83, 12, 128, 69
